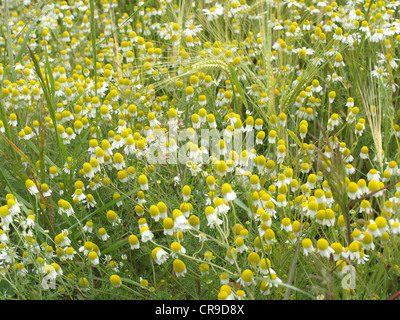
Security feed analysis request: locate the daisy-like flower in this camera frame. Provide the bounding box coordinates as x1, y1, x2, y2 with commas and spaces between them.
313, 189, 326, 204
371, 65, 389, 79
367, 169, 380, 182
25, 179, 39, 195
195, 233, 208, 242
280, 218, 292, 232
97, 227, 109, 241
218, 285, 236, 300
162, 217, 175, 236
149, 205, 161, 222
140, 227, 154, 243
82, 162, 95, 179
378, 52, 399, 69
58, 200, 75, 217
88, 251, 100, 265
64, 246, 77, 260
263, 228, 276, 245
317, 238, 334, 258
203, 3, 224, 21
54, 230, 72, 248
199, 263, 209, 276
8, 113, 18, 127
238, 269, 256, 287
173, 209, 191, 231
110, 275, 122, 288
138, 174, 149, 190
347, 182, 361, 200
204, 206, 223, 228
182, 185, 191, 201
374, 216, 389, 236
235, 236, 248, 253
173, 259, 187, 277
357, 251, 369, 265
330, 242, 344, 261
73, 188, 86, 203
295, 46, 315, 58
346, 242, 361, 261
223, 246, 236, 264
113, 153, 125, 170
128, 234, 140, 249
311, 79, 322, 93
361, 231, 375, 250
6, 196, 20, 216
265, 272, 283, 288
276, 194, 287, 208
151, 247, 169, 265
106, 210, 121, 226
221, 183, 236, 202
0, 229, 8, 243
258, 257, 275, 275
389, 219, 400, 234
302, 238, 314, 256
260, 276, 273, 295
184, 21, 203, 37
213, 195, 230, 213
42, 264, 58, 290
368, 180, 384, 197
0, 206, 13, 230
357, 179, 368, 196
250, 174, 261, 190
170, 241, 186, 258
78, 240, 94, 256
180, 202, 193, 218
386, 161, 399, 176
219, 272, 230, 285
268, 130, 277, 144
334, 53, 345, 67
83, 221, 93, 233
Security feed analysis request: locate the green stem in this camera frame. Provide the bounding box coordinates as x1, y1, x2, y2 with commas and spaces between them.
4, 0, 16, 82
89, 0, 98, 97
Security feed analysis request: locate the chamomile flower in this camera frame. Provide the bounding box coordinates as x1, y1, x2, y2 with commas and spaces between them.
138, 174, 149, 190
25, 179, 39, 195
280, 218, 292, 232
389, 219, 400, 234
347, 242, 361, 261
96, 227, 109, 241
42, 264, 58, 290
110, 274, 122, 288
173, 209, 191, 231
172, 259, 187, 277
152, 247, 169, 265
238, 269, 256, 287
204, 206, 222, 228
182, 185, 191, 201
170, 241, 186, 258
235, 236, 248, 253
140, 227, 154, 243
83, 221, 94, 233
128, 234, 140, 250
301, 238, 314, 256
317, 238, 334, 258
221, 183, 236, 202
88, 251, 100, 265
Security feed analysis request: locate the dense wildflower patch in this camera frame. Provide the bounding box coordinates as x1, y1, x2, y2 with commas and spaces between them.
0, 0, 400, 300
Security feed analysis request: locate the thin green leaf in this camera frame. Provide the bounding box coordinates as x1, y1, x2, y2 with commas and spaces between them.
101, 238, 129, 255
15, 18, 40, 64
229, 64, 248, 110
68, 188, 138, 230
